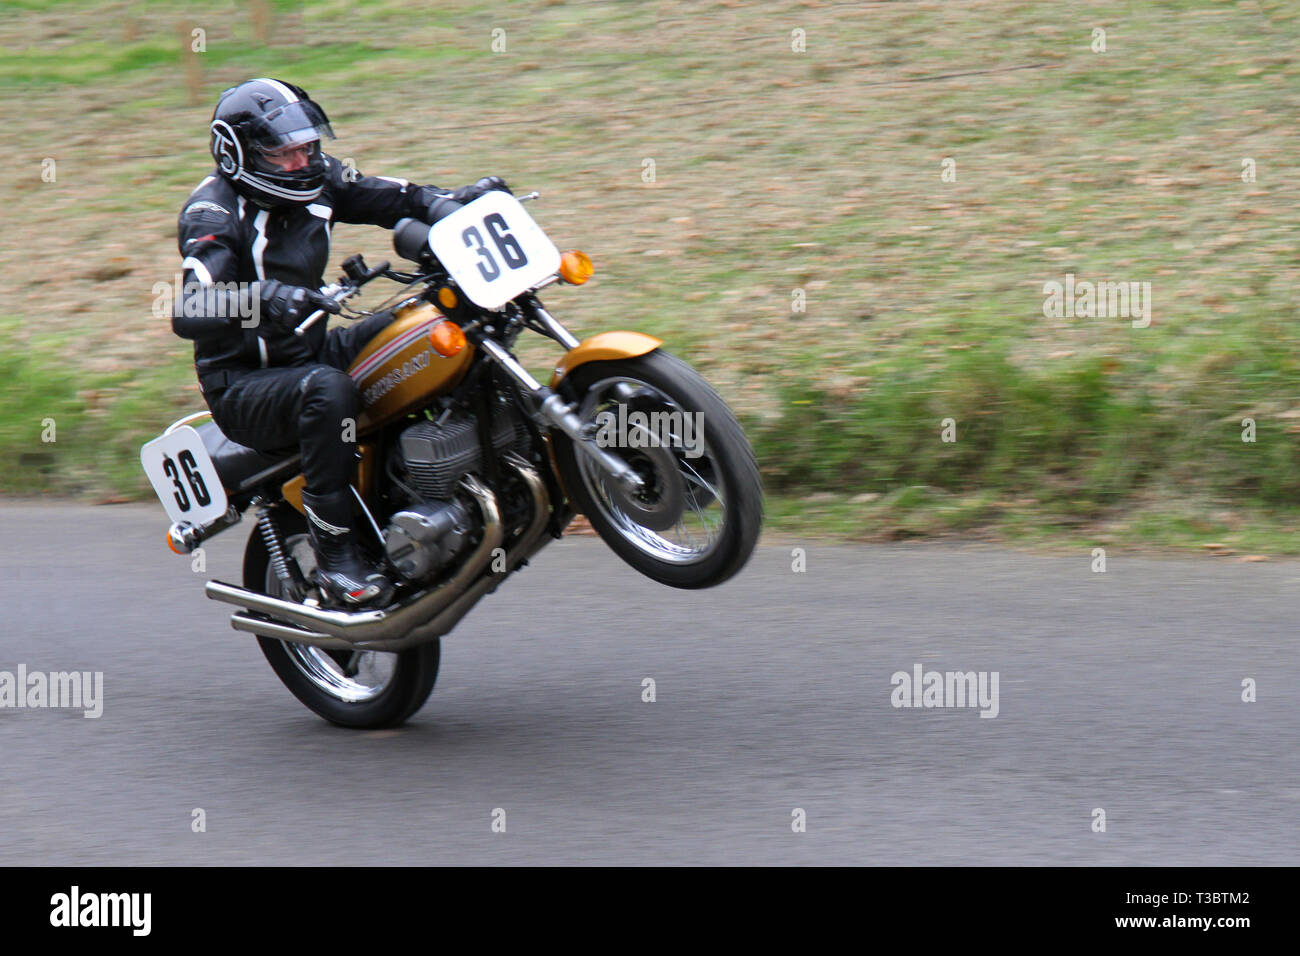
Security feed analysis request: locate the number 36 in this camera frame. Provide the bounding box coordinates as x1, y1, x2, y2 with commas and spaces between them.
162, 450, 211, 512
462, 213, 529, 282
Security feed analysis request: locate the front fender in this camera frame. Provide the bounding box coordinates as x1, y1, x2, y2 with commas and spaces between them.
549, 331, 663, 387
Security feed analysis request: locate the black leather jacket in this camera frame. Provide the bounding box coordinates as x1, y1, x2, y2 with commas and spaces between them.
172, 155, 449, 390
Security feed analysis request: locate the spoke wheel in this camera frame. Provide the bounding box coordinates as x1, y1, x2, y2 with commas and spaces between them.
270, 533, 397, 704
552, 349, 762, 589
574, 375, 726, 564
243, 505, 440, 728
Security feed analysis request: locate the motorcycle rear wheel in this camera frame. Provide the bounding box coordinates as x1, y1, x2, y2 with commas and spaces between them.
243, 505, 440, 729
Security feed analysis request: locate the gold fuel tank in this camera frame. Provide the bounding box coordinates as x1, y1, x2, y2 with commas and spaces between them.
346, 301, 474, 434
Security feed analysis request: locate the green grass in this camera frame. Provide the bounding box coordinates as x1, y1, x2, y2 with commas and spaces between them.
2, 0, 1300, 551
0, 321, 198, 497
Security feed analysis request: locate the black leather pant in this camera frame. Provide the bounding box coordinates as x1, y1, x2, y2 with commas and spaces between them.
205, 312, 391, 496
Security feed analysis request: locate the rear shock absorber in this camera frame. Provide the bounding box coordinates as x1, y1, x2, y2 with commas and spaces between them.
256, 504, 300, 597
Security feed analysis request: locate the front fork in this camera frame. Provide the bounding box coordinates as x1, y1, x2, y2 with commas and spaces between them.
471, 326, 646, 494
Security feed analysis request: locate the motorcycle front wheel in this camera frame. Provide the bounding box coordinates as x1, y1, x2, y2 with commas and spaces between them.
551, 349, 763, 589
242, 505, 440, 729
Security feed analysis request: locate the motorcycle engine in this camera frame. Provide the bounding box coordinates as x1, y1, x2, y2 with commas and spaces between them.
383, 404, 530, 584
384, 499, 473, 581
399, 406, 522, 501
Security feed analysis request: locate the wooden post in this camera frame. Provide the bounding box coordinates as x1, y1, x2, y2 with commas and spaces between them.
179, 21, 202, 106
249, 0, 272, 46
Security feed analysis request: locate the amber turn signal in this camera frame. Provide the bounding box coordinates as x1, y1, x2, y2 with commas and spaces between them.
559, 250, 594, 285
437, 286, 458, 310
166, 532, 184, 555
429, 319, 467, 357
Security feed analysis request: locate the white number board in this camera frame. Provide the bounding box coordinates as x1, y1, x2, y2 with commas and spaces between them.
140, 425, 229, 526
426, 191, 562, 310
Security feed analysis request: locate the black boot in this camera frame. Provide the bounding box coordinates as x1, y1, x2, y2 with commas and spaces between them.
300, 488, 395, 608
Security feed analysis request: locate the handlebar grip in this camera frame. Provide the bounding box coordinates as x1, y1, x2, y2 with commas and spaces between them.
293, 309, 328, 337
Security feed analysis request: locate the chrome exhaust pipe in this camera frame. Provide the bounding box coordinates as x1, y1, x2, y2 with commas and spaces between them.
371, 520, 553, 652
207, 474, 504, 644
229, 613, 351, 650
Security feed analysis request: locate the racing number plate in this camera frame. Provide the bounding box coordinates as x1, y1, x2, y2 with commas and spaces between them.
426, 191, 562, 310
140, 425, 228, 526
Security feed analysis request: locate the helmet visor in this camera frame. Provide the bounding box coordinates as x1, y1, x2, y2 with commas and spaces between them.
248, 137, 323, 176
246, 100, 335, 154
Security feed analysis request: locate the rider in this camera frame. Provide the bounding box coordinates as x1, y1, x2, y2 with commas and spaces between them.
172, 77, 509, 607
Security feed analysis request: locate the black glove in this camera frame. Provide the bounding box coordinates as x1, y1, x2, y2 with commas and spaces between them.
256, 279, 341, 334
450, 176, 512, 204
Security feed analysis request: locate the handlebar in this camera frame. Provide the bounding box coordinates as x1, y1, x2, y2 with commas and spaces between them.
393, 188, 540, 265
297, 188, 539, 334
293, 255, 390, 336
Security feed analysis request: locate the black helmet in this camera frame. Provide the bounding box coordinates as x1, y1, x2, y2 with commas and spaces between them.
209, 78, 335, 206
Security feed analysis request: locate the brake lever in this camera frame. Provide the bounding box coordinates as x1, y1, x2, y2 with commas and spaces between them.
293, 281, 350, 336
292, 259, 392, 336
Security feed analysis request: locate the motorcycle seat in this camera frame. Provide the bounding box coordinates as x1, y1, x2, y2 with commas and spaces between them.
194, 421, 300, 494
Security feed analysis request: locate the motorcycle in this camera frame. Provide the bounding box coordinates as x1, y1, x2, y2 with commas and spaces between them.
141, 189, 763, 728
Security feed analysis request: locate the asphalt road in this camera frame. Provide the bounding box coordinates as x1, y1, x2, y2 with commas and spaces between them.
0, 502, 1296, 865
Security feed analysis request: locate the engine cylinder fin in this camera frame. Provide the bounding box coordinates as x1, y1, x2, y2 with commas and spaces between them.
399, 406, 526, 500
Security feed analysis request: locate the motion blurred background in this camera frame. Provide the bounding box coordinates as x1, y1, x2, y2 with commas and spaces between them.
1, 0, 1297, 550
